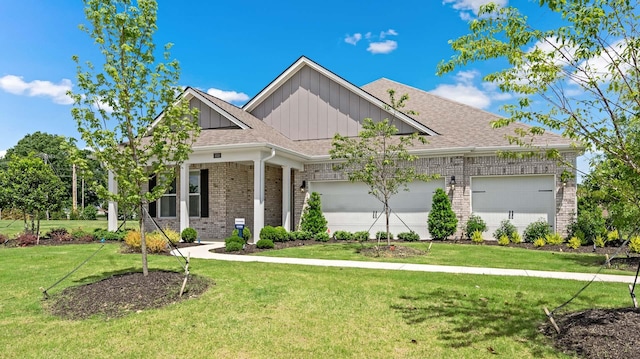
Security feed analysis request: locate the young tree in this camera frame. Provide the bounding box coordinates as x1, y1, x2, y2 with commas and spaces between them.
0, 156, 65, 240
437, 0, 640, 239
70, 0, 200, 276
299, 191, 328, 235
330, 90, 434, 246
428, 188, 458, 240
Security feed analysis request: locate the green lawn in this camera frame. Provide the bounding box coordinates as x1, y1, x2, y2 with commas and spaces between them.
0, 243, 632, 358
254, 241, 629, 275
0, 219, 137, 237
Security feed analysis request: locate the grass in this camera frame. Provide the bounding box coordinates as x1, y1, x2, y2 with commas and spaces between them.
0, 243, 633, 358
254, 241, 629, 275
0, 219, 138, 238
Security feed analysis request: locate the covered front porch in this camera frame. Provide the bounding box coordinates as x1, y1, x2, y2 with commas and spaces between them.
107, 146, 304, 242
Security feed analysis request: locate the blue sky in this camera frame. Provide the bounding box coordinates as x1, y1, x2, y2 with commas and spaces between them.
0, 0, 593, 174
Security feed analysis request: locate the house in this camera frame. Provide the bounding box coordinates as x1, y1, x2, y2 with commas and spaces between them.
107, 56, 578, 241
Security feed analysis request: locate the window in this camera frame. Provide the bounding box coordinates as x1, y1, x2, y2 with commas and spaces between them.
160, 177, 177, 217
189, 171, 200, 217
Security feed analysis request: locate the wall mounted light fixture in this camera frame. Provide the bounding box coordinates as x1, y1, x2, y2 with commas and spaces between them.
449, 176, 456, 190
300, 180, 307, 192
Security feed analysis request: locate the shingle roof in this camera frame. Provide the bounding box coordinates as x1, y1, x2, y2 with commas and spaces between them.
361, 78, 573, 149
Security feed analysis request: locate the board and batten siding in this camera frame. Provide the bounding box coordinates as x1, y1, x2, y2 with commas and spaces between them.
251, 65, 417, 140
190, 98, 239, 130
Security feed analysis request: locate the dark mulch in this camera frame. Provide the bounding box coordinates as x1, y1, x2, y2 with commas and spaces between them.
47, 270, 212, 320
542, 308, 640, 359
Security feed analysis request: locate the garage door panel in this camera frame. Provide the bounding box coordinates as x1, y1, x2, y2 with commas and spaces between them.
311, 180, 444, 239
472, 176, 555, 238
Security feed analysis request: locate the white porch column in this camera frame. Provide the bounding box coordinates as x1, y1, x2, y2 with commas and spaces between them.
107, 171, 118, 231
253, 158, 265, 243
282, 166, 291, 231
179, 163, 189, 233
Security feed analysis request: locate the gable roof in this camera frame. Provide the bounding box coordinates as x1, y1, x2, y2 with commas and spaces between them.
243, 56, 438, 137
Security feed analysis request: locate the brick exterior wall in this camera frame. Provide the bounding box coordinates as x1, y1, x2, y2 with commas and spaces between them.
294, 152, 577, 238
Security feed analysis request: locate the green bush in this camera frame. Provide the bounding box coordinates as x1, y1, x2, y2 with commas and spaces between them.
289, 230, 312, 240
397, 231, 420, 242
428, 188, 458, 240
353, 231, 370, 242
69, 209, 81, 220
71, 229, 95, 242
471, 230, 484, 244
333, 230, 353, 240
225, 240, 243, 252
300, 192, 328, 235
566, 208, 606, 245
225, 235, 244, 245
93, 229, 126, 241
315, 232, 330, 242
231, 227, 252, 242
533, 238, 546, 247
498, 235, 510, 246
629, 236, 640, 253
260, 226, 288, 242
181, 228, 197, 243
493, 220, 517, 241
256, 239, 275, 249
511, 231, 522, 244
545, 232, 564, 245
593, 235, 605, 248
607, 229, 620, 244
80, 206, 98, 220
465, 214, 487, 239
567, 236, 581, 249
523, 220, 552, 243
375, 231, 393, 240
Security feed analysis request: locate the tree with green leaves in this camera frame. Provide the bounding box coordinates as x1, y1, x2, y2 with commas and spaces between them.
70, 0, 200, 276
428, 188, 458, 240
437, 0, 640, 239
299, 191, 328, 236
0, 155, 65, 240
330, 89, 434, 246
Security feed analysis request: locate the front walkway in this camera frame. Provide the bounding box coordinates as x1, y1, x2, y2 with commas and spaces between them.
172, 242, 639, 284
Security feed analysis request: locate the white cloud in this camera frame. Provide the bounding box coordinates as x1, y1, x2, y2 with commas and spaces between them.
344, 33, 362, 45
0, 150, 6, 159
0, 75, 73, 105
206, 88, 249, 104
367, 40, 398, 54
380, 29, 398, 39
443, 0, 508, 20
431, 70, 512, 109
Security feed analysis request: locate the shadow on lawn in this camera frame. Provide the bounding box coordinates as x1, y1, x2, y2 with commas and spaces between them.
72, 267, 140, 285
390, 288, 561, 355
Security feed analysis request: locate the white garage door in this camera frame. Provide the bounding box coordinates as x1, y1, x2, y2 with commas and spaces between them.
471, 175, 555, 239
310, 180, 445, 239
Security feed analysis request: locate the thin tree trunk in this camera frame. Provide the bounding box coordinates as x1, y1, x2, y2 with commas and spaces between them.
385, 203, 391, 246
140, 204, 148, 276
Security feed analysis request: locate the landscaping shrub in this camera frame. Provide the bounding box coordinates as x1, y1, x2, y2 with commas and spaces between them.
471, 230, 484, 244
80, 206, 97, 220
567, 236, 581, 249
607, 229, 620, 245
465, 214, 487, 239
533, 238, 546, 247
498, 235, 510, 246
71, 229, 95, 242
523, 219, 552, 243
181, 228, 197, 243
353, 231, 370, 242
231, 227, 252, 242
93, 229, 127, 241
300, 192, 328, 235
629, 236, 640, 253
124, 230, 142, 250
289, 230, 312, 240
47, 227, 72, 241
375, 231, 393, 240
260, 226, 288, 242
315, 232, 330, 242
397, 231, 420, 242
333, 230, 353, 241
566, 207, 606, 245
17, 233, 37, 246
545, 232, 564, 245
428, 188, 458, 240
225, 235, 244, 245
69, 209, 81, 220
493, 220, 516, 241
225, 238, 243, 252
511, 231, 522, 244
145, 232, 168, 253
256, 239, 275, 249
162, 226, 181, 245
594, 235, 605, 248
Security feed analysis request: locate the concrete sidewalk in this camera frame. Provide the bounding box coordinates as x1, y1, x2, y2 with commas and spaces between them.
172, 242, 638, 284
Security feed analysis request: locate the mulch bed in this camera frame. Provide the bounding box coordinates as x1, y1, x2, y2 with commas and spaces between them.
47, 270, 212, 320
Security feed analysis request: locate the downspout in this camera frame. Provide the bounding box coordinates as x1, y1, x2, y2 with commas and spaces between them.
261, 148, 276, 202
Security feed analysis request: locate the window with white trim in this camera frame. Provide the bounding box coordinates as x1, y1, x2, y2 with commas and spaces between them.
159, 177, 177, 217
189, 171, 200, 217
